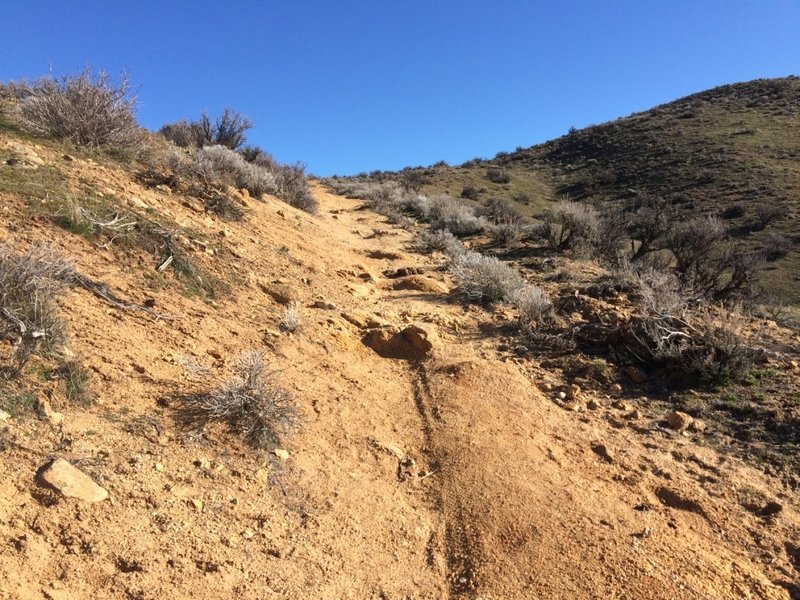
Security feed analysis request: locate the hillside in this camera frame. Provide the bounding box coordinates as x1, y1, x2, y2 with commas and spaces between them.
1, 81, 800, 598
372, 77, 800, 303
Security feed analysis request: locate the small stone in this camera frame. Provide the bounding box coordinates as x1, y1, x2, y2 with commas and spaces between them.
666, 411, 693, 432
242, 528, 255, 539
311, 300, 337, 310
625, 366, 648, 384
0, 409, 11, 422
273, 449, 290, 461
541, 383, 553, 392
129, 196, 149, 210
254, 468, 269, 484
563, 400, 584, 412
626, 409, 642, 420
788, 360, 799, 371
591, 442, 615, 463
34, 398, 63, 426
586, 399, 600, 410
195, 457, 211, 470
612, 400, 632, 411
155, 184, 172, 195
557, 391, 567, 400
260, 283, 299, 305
610, 383, 623, 395
62, 154, 75, 161
566, 384, 581, 400
37, 458, 108, 502
689, 419, 707, 433
154, 463, 164, 472
190, 499, 204, 511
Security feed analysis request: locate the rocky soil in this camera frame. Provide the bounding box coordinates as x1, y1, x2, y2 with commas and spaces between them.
0, 136, 799, 598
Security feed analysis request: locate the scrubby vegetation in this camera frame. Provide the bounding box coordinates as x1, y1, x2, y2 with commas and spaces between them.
14, 70, 145, 155
180, 351, 299, 448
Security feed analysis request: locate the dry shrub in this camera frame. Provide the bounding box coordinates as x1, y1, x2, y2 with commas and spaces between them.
160, 107, 252, 150
272, 162, 318, 213
538, 200, 599, 252
16, 70, 144, 154
180, 351, 299, 448
449, 251, 522, 304
0, 244, 76, 376
412, 229, 465, 258
512, 285, 553, 329
486, 167, 511, 184
428, 196, 486, 236
279, 305, 301, 332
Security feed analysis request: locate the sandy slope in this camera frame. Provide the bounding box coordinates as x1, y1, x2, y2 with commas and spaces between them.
0, 146, 798, 599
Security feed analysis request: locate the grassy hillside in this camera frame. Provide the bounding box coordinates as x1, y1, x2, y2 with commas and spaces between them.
365, 76, 800, 303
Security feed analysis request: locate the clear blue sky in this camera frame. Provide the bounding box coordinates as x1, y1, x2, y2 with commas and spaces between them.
2, 1, 799, 176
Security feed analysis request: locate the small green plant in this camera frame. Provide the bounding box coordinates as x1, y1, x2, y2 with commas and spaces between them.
0, 386, 35, 418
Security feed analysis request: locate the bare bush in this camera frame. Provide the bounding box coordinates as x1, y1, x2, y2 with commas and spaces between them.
449, 251, 522, 304
461, 186, 480, 200
161, 107, 252, 150
273, 163, 318, 213
665, 216, 762, 300
762, 233, 794, 261
512, 285, 553, 329
0, 244, 76, 375
399, 169, 428, 192
478, 197, 524, 226
632, 308, 759, 384
755, 204, 788, 229
279, 305, 301, 332
180, 351, 299, 448
628, 195, 674, 261
486, 167, 511, 184
16, 70, 144, 154
538, 200, 599, 252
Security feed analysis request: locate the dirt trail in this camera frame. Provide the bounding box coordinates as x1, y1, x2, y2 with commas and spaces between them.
0, 148, 798, 598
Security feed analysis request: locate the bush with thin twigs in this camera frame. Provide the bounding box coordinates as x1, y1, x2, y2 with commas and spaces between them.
15, 70, 145, 154
412, 229, 465, 258
537, 200, 599, 252
754, 204, 789, 229
273, 162, 318, 213
449, 251, 523, 304
461, 186, 480, 200
279, 305, 301, 332
160, 107, 252, 150
478, 197, 524, 226
485, 167, 511, 184
0, 244, 77, 376
195, 145, 277, 198
427, 196, 487, 236
762, 233, 794, 262
512, 285, 553, 330
181, 351, 299, 449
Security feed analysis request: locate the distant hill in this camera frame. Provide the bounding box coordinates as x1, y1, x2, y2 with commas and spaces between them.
369, 77, 800, 302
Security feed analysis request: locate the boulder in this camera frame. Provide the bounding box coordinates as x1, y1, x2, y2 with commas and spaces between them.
666, 411, 693, 432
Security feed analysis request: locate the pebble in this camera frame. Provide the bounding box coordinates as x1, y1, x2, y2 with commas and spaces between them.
273, 449, 290, 461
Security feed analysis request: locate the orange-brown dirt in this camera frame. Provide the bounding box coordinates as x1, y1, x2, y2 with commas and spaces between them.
0, 139, 798, 598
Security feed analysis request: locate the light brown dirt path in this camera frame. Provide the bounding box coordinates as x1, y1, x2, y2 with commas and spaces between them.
0, 150, 797, 599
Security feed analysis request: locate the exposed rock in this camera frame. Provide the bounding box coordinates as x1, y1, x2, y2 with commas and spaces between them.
341, 311, 389, 330
383, 266, 424, 279
37, 459, 108, 502
367, 250, 403, 260
612, 400, 632, 411
129, 196, 150, 210
311, 300, 337, 310
610, 383, 623, 395
566, 384, 581, 400
155, 184, 172, 195
666, 411, 693, 432
363, 324, 437, 360
391, 275, 449, 294
62, 154, 75, 162
34, 398, 63, 426
586, 399, 600, 410
0, 409, 10, 422
625, 366, 648, 384
260, 283, 299, 305
273, 449, 290, 461
689, 419, 707, 433
591, 442, 615, 463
